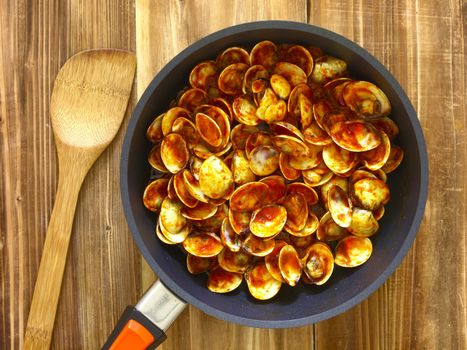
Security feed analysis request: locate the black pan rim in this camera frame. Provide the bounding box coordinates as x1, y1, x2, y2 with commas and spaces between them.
120, 20, 428, 328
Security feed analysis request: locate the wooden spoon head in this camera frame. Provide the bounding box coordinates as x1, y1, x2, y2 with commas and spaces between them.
50, 49, 136, 149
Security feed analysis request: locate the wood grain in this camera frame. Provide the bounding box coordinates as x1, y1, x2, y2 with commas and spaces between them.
1, 0, 466, 349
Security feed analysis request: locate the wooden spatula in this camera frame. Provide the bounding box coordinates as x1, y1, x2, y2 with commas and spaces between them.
23, 49, 136, 350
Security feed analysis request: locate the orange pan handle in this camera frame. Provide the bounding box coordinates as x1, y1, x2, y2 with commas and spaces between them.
102, 280, 187, 350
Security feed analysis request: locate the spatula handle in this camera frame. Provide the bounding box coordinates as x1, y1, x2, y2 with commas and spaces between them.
23, 165, 86, 350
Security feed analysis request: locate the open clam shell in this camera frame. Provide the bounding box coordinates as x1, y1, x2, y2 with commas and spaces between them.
220, 218, 242, 252
189, 60, 218, 91
278, 245, 302, 286
243, 64, 269, 94
265, 240, 288, 282
232, 96, 260, 126
207, 267, 243, 293
218, 63, 249, 95
330, 120, 382, 152
198, 156, 233, 199
288, 83, 313, 117
243, 233, 275, 257
287, 182, 318, 206
343, 80, 391, 118
171, 117, 200, 149
178, 88, 208, 112
259, 175, 287, 204
322, 142, 358, 174
245, 263, 282, 300
302, 163, 333, 187
285, 212, 319, 237
311, 56, 347, 84
159, 197, 187, 234
148, 144, 169, 173
160, 133, 190, 174
181, 201, 217, 221
187, 254, 217, 274
231, 124, 259, 150
382, 144, 404, 173
228, 209, 251, 235
173, 171, 198, 208
217, 46, 250, 69
250, 40, 279, 71
316, 212, 348, 242
143, 178, 169, 212
195, 112, 223, 148
218, 248, 252, 273
334, 236, 373, 267
279, 153, 302, 180
274, 62, 307, 87
183, 231, 224, 258
146, 113, 164, 143
285, 45, 314, 76
282, 192, 309, 232
352, 177, 390, 210
327, 185, 352, 228
303, 242, 334, 285
360, 131, 391, 170
230, 182, 268, 212
249, 145, 280, 176
162, 107, 190, 136
250, 205, 287, 239
348, 207, 379, 237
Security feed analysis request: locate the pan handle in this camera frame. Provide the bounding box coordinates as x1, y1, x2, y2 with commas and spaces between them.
102, 280, 187, 350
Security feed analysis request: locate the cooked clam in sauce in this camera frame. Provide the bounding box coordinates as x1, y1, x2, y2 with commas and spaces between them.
143, 41, 404, 300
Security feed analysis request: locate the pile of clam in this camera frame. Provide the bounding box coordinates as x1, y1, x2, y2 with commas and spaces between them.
143, 41, 404, 300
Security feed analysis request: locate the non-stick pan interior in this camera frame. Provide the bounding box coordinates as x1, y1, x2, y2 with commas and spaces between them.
121, 21, 427, 328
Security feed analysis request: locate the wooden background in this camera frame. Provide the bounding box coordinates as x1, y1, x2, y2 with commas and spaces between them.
1, 0, 465, 349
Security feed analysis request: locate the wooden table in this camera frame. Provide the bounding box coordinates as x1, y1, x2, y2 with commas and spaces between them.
1, 1, 465, 349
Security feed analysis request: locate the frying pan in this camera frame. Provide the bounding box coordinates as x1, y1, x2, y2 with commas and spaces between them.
103, 21, 428, 349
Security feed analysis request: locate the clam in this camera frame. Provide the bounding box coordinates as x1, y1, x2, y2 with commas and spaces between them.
228, 209, 251, 235
189, 60, 218, 91
162, 107, 190, 135
195, 112, 223, 148
284, 45, 314, 76
232, 96, 260, 126
250, 205, 287, 239
232, 150, 256, 185
316, 212, 348, 242
288, 83, 313, 117
274, 62, 307, 87
187, 254, 217, 274
279, 153, 302, 180
327, 185, 352, 228
250, 40, 279, 71
270, 74, 291, 99
173, 171, 198, 208
381, 145, 404, 173
282, 192, 308, 232
330, 120, 381, 152
146, 113, 164, 143
159, 197, 187, 234
303, 242, 334, 285
242, 64, 269, 94
334, 236, 373, 267
278, 245, 302, 286
322, 142, 358, 174
229, 182, 268, 212
249, 145, 280, 176
220, 218, 242, 252
243, 233, 275, 257
178, 88, 208, 112
259, 175, 287, 204
181, 202, 217, 221
265, 240, 288, 282
218, 248, 252, 273
360, 131, 391, 170
160, 133, 190, 174
348, 207, 379, 237
217, 46, 249, 69
207, 267, 243, 293
245, 263, 282, 300
343, 80, 391, 118
183, 232, 224, 258
218, 63, 249, 95
231, 124, 259, 150
143, 178, 169, 212
352, 177, 390, 210
198, 156, 233, 199
311, 56, 347, 84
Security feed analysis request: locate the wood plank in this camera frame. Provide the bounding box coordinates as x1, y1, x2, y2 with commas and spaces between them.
135, 1, 313, 349
0, 0, 139, 349
309, 0, 466, 349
